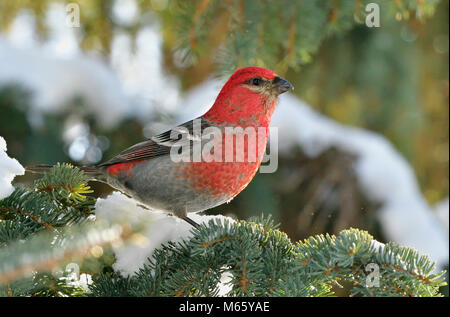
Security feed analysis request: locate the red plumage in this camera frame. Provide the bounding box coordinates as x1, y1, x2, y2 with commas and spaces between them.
29, 67, 293, 227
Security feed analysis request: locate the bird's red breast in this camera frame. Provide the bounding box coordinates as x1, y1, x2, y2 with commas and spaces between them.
177, 127, 269, 197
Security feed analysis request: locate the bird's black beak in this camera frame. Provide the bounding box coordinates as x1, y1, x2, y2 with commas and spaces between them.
272, 76, 293, 95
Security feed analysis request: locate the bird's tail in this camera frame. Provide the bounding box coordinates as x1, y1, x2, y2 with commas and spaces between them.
26, 164, 104, 181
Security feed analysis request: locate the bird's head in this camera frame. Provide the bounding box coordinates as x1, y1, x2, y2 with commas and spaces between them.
204, 67, 293, 126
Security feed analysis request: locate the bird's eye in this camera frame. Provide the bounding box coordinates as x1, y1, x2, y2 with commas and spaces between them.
251, 78, 261, 86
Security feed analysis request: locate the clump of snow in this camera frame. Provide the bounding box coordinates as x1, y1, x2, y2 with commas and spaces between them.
176, 80, 449, 269
0, 38, 130, 129
370, 239, 386, 252
76, 273, 93, 291
110, 25, 181, 116
63, 268, 93, 292
112, 0, 139, 26
0, 8, 180, 129
94, 191, 234, 277
0, 136, 25, 199
218, 270, 234, 296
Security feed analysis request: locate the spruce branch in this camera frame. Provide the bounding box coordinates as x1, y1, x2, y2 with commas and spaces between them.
0, 163, 100, 294
89, 216, 446, 297
1, 164, 446, 297
34, 163, 94, 204
0, 164, 95, 246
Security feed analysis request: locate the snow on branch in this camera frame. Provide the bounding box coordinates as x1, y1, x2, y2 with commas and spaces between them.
0, 136, 24, 200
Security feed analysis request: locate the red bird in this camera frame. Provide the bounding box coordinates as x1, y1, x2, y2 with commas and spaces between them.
30, 67, 293, 227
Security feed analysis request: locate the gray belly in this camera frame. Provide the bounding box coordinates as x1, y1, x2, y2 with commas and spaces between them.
104, 157, 229, 217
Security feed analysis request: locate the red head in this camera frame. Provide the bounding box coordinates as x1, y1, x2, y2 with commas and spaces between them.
203, 67, 293, 127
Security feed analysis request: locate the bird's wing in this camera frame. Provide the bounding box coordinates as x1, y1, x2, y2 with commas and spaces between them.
98, 117, 210, 167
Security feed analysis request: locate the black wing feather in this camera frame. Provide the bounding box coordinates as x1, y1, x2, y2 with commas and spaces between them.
98, 117, 210, 167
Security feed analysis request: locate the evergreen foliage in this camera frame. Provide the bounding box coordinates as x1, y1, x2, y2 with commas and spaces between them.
90, 217, 446, 297
0, 163, 94, 246
0, 165, 446, 297
0, 0, 447, 297
170, 0, 438, 73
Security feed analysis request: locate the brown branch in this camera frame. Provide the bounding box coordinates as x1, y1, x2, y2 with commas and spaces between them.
336, 263, 426, 297
190, 0, 211, 50
201, 236, 232, 248
238, 249, 249, 295
329, 7, 338, 23
175, 277, 197, 297
146, 264, 167, 297
382, 264, 431, 284
38, 184, 74, 193
286, 18, 297, 60
0, 206, 55, 231
329, 0, 339, 23
23, 211, 55, 231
